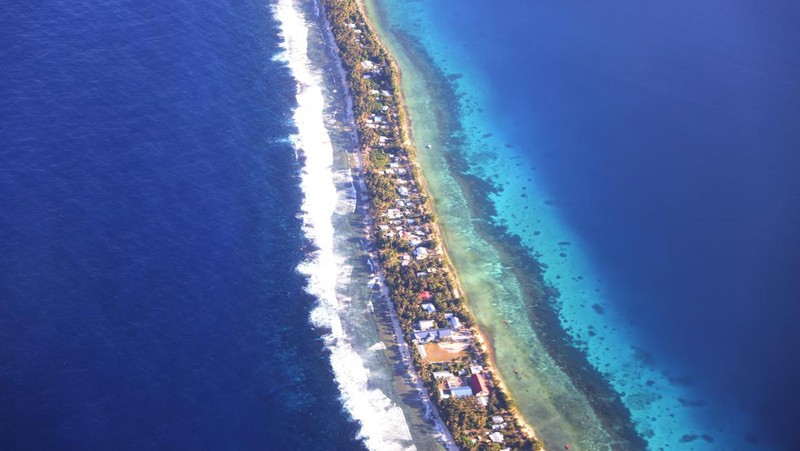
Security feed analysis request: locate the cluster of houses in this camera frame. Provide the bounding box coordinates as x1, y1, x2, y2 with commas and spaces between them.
410, 316, 463, 343
359, 58, 383, 80
345, 22, 367, 50
355, 57, 517, 447
433, 366, 490, 400
376, 153, 439, 267
431, 366, 510, 444
410, 298, 465, 343
345, 46, 529, 449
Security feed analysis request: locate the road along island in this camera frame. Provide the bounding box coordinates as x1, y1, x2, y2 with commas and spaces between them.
320, 0, 544, 449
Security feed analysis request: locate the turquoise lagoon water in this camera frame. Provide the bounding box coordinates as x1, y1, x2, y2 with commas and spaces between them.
368, 0, 800, 449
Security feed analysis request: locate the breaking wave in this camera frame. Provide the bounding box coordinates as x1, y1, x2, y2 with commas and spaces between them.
272, 1, 414, 449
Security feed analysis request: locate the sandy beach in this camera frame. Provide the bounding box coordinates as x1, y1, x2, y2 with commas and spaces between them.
315, 1, 460, 448
350, 0, 543, 443
324, 0, 545, 448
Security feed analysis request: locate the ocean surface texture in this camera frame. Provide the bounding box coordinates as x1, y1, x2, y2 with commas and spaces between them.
369, 0, 800, 449
3, 0, 800, 450
1, 1, 367, 449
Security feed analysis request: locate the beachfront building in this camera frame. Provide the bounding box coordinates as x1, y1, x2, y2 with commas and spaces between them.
323, 1, 540, 446
470, 373, 489, 397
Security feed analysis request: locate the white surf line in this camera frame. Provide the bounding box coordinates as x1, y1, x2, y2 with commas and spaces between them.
273, 1, 414, 450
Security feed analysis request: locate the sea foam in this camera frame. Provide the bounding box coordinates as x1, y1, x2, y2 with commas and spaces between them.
272, 1, 414, 449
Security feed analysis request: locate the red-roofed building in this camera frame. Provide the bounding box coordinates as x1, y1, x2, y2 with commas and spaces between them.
470, 373, 489, 397
418, 291, 432, 301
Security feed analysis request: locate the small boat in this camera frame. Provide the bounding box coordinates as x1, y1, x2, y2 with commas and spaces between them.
503, 319, 510, 325
513, 368, 520, 375
426, 144, 432, 149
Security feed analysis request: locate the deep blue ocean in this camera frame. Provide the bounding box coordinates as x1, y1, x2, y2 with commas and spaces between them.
1, 1, 363, 449
404, 0, 800, 448
4, 0, 800, 449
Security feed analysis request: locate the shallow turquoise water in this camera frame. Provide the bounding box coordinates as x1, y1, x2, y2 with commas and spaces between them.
370, 0, 800, 449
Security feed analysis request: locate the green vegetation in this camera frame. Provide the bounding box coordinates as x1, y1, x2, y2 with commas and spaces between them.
441, 397, 487, 433
322, 0, 541, 449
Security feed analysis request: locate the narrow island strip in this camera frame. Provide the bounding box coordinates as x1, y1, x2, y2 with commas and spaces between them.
321, 1, 544, 449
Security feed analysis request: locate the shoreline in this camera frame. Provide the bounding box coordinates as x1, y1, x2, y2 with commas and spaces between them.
320, 0, 544, 449
277, 0, 432, 448
352, 1, 647, 449
314, 0, 456, 448
336, 8, 529, 439
322, 0, 544, 449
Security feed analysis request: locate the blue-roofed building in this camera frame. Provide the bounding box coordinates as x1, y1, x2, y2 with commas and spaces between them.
448, 315, 462, 330
450, 386, 473, 398
421, 303, 436, 313
411, 328, 453, 343
411, 330, 436, 342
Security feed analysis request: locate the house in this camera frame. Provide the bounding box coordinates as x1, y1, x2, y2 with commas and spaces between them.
432, 371, 454, 379
385, 208, 401, 219
448, 315, 462, 330
470, 365, 484, 375
413, 247, 429, 260
411, 328, 452, 343
488, 432, 504, 443
416, 320, 435, 330
470, 373, 489, 396
444, 375, 462, 389
421, 303, 436, 313
491, 415, 504, 424
450, 386, 473, 398
411, 330, 436, 342
436, 328, 453, 340
418, 291, 432, 301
